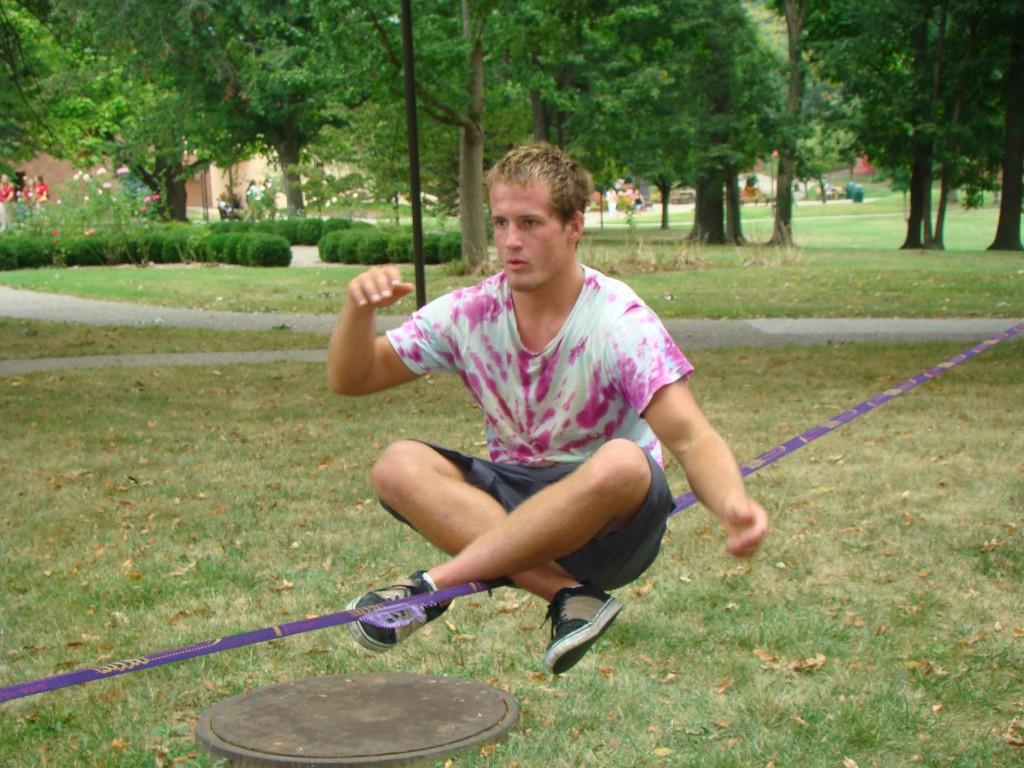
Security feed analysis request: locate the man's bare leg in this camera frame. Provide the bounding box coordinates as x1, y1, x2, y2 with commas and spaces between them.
371, 439, 652, 598
371, 440, 580, 599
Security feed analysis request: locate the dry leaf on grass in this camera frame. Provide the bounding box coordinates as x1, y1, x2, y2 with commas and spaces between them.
713, 677, 735, 694
754, 648, 827, 674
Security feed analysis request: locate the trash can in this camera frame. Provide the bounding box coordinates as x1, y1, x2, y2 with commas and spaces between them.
852, 184, 864, 203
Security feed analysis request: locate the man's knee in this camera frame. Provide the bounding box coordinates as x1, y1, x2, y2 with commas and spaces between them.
587, 439, 652, 501
371, 440, 428, 500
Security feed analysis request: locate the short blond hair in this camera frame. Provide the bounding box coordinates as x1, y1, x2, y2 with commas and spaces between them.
486, 143, 593, 224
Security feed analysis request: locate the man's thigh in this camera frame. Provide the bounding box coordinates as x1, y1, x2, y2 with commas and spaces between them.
381, 443, 673, 590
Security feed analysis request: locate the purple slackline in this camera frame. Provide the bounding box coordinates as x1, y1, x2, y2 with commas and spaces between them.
2, 322, 1022, 704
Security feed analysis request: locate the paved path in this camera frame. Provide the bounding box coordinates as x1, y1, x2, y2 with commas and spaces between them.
1, 283, 1020, 376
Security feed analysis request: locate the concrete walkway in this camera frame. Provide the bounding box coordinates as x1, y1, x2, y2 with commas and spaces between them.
1, 282, 1020, 376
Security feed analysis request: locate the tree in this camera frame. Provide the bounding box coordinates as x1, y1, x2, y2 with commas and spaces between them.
53, 0, 357, 217
338, 1, 508, 266
768, 0, 809, 246
989, 3, 1024, 251
684, 0, 772, 244
807, 0, 1014, 250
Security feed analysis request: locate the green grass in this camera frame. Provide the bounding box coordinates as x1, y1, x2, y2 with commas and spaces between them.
2, 330, 1022, 766
1, 194, 1021, 319
0, 318, 325, 360
0, 244, 1021, 320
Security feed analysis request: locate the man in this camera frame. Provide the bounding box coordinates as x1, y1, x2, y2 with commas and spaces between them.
327, 143, 768, 675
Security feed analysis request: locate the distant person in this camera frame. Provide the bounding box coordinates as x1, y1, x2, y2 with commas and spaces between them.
605, 187, 618, 216
0, 174, 14, 232
245, 182, 260, 220
328, 142, 769, 675
34, 176, 49, 204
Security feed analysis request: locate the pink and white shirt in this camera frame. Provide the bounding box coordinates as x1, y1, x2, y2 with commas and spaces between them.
387, 266, 693, 467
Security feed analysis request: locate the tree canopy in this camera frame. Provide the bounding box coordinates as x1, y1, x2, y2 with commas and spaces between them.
1, 0, 1019, 250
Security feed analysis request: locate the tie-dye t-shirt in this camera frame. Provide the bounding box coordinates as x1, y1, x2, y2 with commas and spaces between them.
386, 266, 693, 467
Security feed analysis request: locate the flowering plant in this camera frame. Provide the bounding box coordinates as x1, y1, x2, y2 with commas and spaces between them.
12, 166, 160, 240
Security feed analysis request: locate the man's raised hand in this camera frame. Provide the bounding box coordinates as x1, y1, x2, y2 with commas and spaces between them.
348, 266, 414, 309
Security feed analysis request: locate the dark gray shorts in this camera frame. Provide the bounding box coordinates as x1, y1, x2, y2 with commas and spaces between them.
381, 442, 674, 591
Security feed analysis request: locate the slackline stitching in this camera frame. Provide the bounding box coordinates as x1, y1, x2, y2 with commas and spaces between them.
2, 321, 1021, 703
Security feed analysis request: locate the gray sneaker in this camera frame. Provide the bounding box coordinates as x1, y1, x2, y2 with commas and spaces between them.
346, 571, 448, 652
543, 583, 622, 674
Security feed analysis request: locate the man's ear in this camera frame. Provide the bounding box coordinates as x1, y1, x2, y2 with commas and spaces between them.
567, 210, 585, 244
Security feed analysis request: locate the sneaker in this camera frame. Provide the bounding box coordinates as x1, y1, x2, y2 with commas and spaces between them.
543, 583, 622, 675
346, 571, 448, 652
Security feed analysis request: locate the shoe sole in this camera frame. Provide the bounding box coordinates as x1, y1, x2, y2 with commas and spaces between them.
543, 597, 623, 675
345, 595, 394, 653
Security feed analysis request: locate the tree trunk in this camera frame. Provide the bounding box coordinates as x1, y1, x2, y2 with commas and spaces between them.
901, 141, 933, 249
656, 179, 671, 230
725, 168, 745, 244
688, 174, 725, 244
901, 15, 935, 250
459, 1, 487, 266
144, 155, 188, 222
934, 10, 976, 250
770, 0, 808, 247
772, 155, 796, 246
990, 15, 1024, 251
274, 132, 305, 217
530, 87, 549, 141
921, 0, 947, 249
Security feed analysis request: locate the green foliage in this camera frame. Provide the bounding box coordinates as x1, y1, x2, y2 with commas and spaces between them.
295, 218, 324, 246
0, 236, 51, 269
9, 167, 160, 241
318, 227, 461, 265
0, 227, 293, 270
242, 233, 292, 267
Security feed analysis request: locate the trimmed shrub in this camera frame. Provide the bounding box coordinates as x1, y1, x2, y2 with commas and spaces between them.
222, 233, 248, 264
356, 230, 390, 265
119, 234, 152, 264
438, 232, 462, 263
270, 219, 300, 243
423, 234, 442, 265
296, 218, 324, 245
195, 233, 225, 263
153, 230, 195, 264
320, 229, 367, 264
61, 235, 109, 267
321, 218, 355, 235
209, 220, 256, 236
244, 233, 292, 267
3, 237, 54, 269
0, 238, 19, 270
386, 231, 413, 263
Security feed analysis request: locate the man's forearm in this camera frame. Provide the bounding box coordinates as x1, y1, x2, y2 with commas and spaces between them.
677, 429, 748, 519
326, 302, 378, 394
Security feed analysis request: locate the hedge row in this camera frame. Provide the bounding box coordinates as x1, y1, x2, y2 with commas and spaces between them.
0, 229, 291, 270
207, 216, 363, 245
319, 229, 462, 265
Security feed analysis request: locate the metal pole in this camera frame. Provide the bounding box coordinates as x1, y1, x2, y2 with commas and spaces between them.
400, 0, 427, 309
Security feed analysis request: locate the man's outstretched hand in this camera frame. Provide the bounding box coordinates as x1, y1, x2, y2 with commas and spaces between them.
348, 265, 414, 309
720, 494, 769, 558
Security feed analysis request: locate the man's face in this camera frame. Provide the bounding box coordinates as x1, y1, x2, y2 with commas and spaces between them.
489, 181, 583, 294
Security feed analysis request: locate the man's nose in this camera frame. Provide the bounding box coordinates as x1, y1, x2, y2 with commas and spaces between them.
503, 224, 524, 248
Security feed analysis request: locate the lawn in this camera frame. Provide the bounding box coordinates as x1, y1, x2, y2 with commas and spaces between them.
0, 244, 1021, 320
1, 190, 1021, 765
1, 330, 1022, 766
0, 194, 1021, 320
